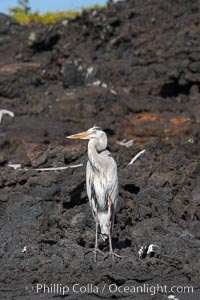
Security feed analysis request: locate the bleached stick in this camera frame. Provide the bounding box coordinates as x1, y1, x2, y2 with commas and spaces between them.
127, 149, 146, 166
35, 164, 83, 171
117, 139, 133, 148
7, 163, 83, 171
8, 164, 22, 170
0, 109, 15, 124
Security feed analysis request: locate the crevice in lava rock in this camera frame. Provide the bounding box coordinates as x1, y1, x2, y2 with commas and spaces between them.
40, 240, 57, 245
114, 238, 132, 249
160, 80, 200, 98
30, 33, 60, 52
63, 182, 87, 209
77, 237, 86, 247
123, 184, 140, 194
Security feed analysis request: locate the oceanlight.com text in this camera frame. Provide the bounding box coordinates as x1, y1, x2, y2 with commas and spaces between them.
25, 283, 194, 296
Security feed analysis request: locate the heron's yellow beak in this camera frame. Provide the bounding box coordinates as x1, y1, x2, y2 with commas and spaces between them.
66, 131, 90, 139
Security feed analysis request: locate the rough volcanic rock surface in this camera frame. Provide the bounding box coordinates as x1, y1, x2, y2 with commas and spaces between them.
0, 0, 200, 299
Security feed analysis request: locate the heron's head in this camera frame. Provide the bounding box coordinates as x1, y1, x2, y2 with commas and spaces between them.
67, 126, 104, 140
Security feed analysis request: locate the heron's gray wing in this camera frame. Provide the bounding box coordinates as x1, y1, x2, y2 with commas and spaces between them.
86, 160, 97, 219
106, 156, 119, 213
98, 151, 119, 227
86, 160, 92, 200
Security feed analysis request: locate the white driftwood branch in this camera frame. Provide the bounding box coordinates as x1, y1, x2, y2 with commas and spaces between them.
127, 149, 146, 166
8, 164, 22, 170
117, 139, 133, 148
7, 163, 83, 171
35, 164, 83, 171
0, 109, 15, 124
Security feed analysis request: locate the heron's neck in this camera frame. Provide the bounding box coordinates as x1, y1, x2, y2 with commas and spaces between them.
88, 136, 107, 171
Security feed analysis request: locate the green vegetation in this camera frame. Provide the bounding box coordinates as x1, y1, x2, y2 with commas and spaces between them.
7, 0, 107, 25
8, 10, 81, 25
81, 4, 107, 12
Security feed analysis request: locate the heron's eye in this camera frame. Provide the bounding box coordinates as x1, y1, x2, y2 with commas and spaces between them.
93, 130, 97, 134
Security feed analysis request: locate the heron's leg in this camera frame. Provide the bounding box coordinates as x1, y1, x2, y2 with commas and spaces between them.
94, 214, 99, 262
107, 196, 127, 261
85, 214, 103, 262
107, 196, 115, 260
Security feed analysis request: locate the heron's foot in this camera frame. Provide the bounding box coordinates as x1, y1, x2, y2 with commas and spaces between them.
94, 248, 106, 262
110, 251, 128, 261
84, 247, 106, 262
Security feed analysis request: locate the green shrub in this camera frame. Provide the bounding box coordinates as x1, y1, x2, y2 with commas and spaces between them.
7, 1, 107, 25
81, 4, 107, 12
7, 10, 81, 25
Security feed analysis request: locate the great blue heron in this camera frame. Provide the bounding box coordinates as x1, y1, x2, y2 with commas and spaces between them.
67, 126, 120, 261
